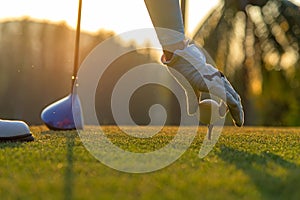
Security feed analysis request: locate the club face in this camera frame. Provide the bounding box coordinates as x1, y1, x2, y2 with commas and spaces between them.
41, 94, 83, 130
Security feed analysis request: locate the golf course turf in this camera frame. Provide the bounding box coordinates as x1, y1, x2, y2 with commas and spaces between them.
0, 126, 299, 200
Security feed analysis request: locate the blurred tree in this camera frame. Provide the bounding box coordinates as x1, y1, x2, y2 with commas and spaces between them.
0, 19, 175, 125
193, 0, 300, 125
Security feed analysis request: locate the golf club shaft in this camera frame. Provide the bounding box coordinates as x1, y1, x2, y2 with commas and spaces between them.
181, 0, 186, 31
72, 0, 82, 88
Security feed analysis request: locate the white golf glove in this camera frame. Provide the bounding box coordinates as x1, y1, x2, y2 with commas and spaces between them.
162, 43, 244, 127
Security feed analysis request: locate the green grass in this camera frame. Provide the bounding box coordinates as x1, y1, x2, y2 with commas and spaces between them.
0, 126, 299, 200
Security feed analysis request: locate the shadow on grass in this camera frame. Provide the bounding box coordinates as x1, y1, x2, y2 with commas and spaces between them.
64, 133, 75, 200
0, 142, 25, 148
0, 139, 30, 148
218, 146, 300, 200
40, 129, 77, 200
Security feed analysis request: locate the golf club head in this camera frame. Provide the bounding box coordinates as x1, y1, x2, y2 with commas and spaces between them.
41, 94, 84, 130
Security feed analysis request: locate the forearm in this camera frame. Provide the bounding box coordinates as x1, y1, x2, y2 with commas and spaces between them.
144, 0, 185, 46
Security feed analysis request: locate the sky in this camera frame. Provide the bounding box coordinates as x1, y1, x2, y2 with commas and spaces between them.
1, 0, 299, 44
0, 0, 220, 38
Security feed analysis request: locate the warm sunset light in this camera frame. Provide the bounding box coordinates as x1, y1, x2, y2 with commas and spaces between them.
0, 0, 220, 38
1, 0, 300, 196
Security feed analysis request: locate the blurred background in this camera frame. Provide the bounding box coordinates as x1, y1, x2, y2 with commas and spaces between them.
0, 0, 299, 126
